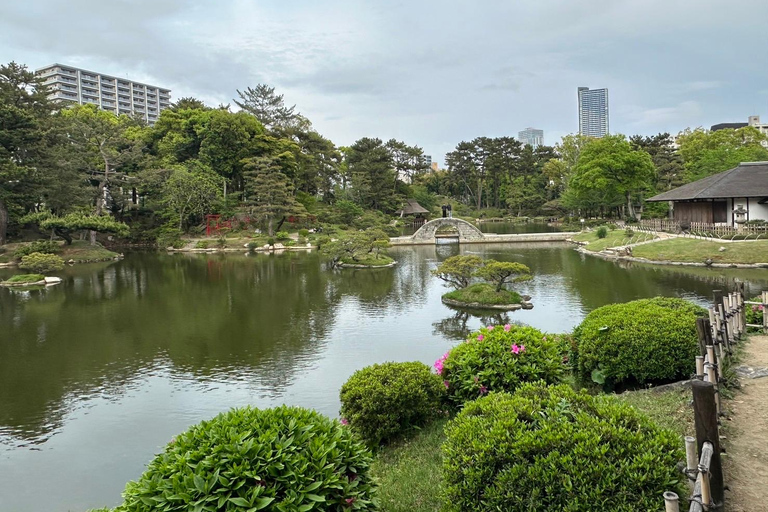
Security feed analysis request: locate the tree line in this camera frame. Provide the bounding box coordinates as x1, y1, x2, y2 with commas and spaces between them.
3, 59, 768, 247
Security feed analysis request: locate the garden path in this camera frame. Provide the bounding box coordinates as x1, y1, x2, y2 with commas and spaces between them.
724, 335, 768, 512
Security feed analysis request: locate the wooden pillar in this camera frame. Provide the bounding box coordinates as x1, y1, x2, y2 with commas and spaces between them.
763, 291, 768, 334
691, 380, 724, 510
695, 317, 712, 358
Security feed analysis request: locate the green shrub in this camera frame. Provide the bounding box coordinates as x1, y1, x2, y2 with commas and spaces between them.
624, 227, 635, 237
194, 240, 210, 249
267, 237, 276, 246
216, 237, 227, 248
275, 231, 290, 241
157, 227, 184, 249
439, 325, 563, 406
315, 235, 332, 249
117, 406, 377, 512
596, 226, 608, 238
4, 274, 45, 284
573, 297, 705, 386
340, 362, 447, 447
746, 295, 765, 332
246, 241, 260, 251
442, 383, 685, 512
19, 252, 64, 274
13, 240, 59, 259
298, 228, 310, 238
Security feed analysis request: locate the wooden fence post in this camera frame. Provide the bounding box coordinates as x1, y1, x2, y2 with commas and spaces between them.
691, 380, 724, 510
763, 291, 768, 334
695, 318, 711, 358
663, 491, 680, 512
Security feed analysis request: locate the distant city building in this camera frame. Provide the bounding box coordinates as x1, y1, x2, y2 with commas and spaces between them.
748, 115, 768, 137
710, 116, 768, 147
422, 154, 432, 169
577, 87, 609, 138
710, 122, 748, 131
431, 161, 439, 172
35, 63, 172, 124
518, 127, 544, 148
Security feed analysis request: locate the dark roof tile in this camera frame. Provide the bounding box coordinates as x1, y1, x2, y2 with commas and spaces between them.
647, 162, 768, 201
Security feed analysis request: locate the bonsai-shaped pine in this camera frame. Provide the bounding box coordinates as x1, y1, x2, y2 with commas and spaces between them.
321, 229, 391, 268
431, 255, 483, 289
474, 260, 531, 292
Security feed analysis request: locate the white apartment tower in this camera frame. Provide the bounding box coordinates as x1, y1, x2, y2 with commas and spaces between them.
577, 87, 609, 138
35, 63, 172, 124
518, 128, 544, 148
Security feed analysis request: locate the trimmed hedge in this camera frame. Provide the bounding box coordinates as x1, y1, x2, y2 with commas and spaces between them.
117, 406, 377, 511
574, 297, 706, 386
13, 240, 59, 259
439, 325, 563, 406
19, 252, 64, 273
340, 362, 446, 447
442, 383, 686, 512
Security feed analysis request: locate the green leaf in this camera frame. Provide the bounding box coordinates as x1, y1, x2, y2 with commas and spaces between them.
253, 496, 276, 510
228, 497, 250, 507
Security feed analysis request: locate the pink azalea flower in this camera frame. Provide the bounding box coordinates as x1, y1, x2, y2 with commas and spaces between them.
477, 334, 485, 341
487, 325, 494, 331
341, 418, 349, 425
511, 344, 520, 355
444, 380, 450, 388
345, 498, 356, 506
479, 385, 488, 395
520, 345, 526, 352
504, 324, 511, 332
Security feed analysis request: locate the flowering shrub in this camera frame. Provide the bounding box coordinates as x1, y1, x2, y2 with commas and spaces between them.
439, 324, 563, 406
746, 295, 765, 332
117, 406, 377, 512
340, 362, 447, 447
442, 383, 686, 512
574, 297, 705, 387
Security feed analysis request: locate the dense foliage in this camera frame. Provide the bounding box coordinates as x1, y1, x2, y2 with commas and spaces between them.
573, 297, 705, 386
13, 240, 59, 259
339, 362, 446, 447
18, 252, 64, 273
442, 283, 522, 305
746, 295, 765, 332
442, 383, 686, 512
3, 273, 45, 284
430, 255, 483, 289
438, 325, 563, 405
117, 406, 377, 512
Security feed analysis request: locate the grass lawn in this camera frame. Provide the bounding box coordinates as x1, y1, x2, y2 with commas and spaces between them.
442, 282, 521, 305
60, 240, 119, 262
3, 273, 45, 284
340, 254, 394, 267
372, 385, 693, 512
571, 229, 658, 252
631, 238, 768, 264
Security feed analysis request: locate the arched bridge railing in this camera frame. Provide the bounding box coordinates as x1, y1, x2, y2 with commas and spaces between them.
411, 218, 485, 242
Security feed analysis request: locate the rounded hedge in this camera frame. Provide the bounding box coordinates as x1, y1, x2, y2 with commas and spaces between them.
340, 361, 446, 446
19, 252, 64, 273
439, 325, 563, 405
118, 406, 377, 512
442, 383, 685, 512
574, 297, 706, 386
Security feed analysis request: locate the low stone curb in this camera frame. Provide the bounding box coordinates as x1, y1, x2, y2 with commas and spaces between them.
441, 297, 534, 311
734, 366, 768, 379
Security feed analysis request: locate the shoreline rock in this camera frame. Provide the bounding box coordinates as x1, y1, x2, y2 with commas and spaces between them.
441, 297, 533, 311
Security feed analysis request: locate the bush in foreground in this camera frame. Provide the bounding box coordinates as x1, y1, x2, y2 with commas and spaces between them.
340, 362, 446, 447
442, 384, 685, 512
573, 297, 705, 386
117, 406, 377, 512
19, 252, 64, 273
439, 325, 563, 406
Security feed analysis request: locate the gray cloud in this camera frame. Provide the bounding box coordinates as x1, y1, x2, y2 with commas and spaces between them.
2, 0, 768, 164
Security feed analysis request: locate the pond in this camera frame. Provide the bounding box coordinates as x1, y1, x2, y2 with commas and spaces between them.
1, 244, 767, 512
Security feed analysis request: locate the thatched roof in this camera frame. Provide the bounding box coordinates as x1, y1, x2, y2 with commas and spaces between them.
647, 162, 768, 202
399, 199, 430, 215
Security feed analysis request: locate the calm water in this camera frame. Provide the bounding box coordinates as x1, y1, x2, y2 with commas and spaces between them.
1, 244, 768, 512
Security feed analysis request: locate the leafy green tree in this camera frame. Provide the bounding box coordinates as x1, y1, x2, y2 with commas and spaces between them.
20, 211, 129, 245
348, 138, 396, 211
431, 255, 484, 289
243, 157, 306, 236
567, 135, 656, 219
162, 164, 221, 231
234, 84, 306, 133
0, 62, 55, 245
170, 97, 209, 111
474, 260, 531, 292
677, 127, 768, 182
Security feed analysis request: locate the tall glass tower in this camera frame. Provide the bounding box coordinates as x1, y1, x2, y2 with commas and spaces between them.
577, 87, 609, 137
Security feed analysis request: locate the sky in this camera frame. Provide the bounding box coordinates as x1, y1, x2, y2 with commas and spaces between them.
2, 0, 768, 165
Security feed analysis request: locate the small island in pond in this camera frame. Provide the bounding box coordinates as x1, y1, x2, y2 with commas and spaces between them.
322, 229, 396, 268
433, 255, 533, 310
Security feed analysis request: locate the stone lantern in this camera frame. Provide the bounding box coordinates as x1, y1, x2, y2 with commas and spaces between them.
733, 204, 747, 232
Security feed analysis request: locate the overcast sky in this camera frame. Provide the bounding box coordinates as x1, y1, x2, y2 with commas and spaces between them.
2, 0, 768, 164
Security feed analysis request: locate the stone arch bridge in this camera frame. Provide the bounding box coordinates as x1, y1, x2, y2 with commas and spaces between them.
410, 218, 485, 243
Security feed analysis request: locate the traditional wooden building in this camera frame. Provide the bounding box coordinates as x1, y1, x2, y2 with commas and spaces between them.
647, 162, 768, 225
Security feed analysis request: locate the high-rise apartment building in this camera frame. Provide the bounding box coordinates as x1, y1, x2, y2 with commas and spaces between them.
577, 87, 609, 138
518, 127, 544, 148
422, 154, 433, 169
35, 63, 172, 124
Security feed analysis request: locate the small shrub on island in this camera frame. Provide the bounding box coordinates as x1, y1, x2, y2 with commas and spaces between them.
194, 240, 209, 249
116, 406, 377, 512
340, 362, 446, 447
13, 240, 59, 260
442, 383, 685, 512
596, 225, 608, 238
275, 231, 291, 241
4, 274, 46, 284
19, 252, 64, 274
573, 297, 706, 387
438, 324, 563, 406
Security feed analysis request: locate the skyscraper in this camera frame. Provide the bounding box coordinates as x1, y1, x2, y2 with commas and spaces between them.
35, 63, 172, 125
577, 87, 609, 137
518, 128, 544, 148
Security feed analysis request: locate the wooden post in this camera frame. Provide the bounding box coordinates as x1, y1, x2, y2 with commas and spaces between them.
663, 491, 679, 512
763, 291, 768, 334
717, 303, 731, 353
735, 281, 746, 333
695, 356, 705, 379
722, 296, 734, 345
685, 435, 698, 490
691, 381, 724, 509
695, 318, 711, 358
